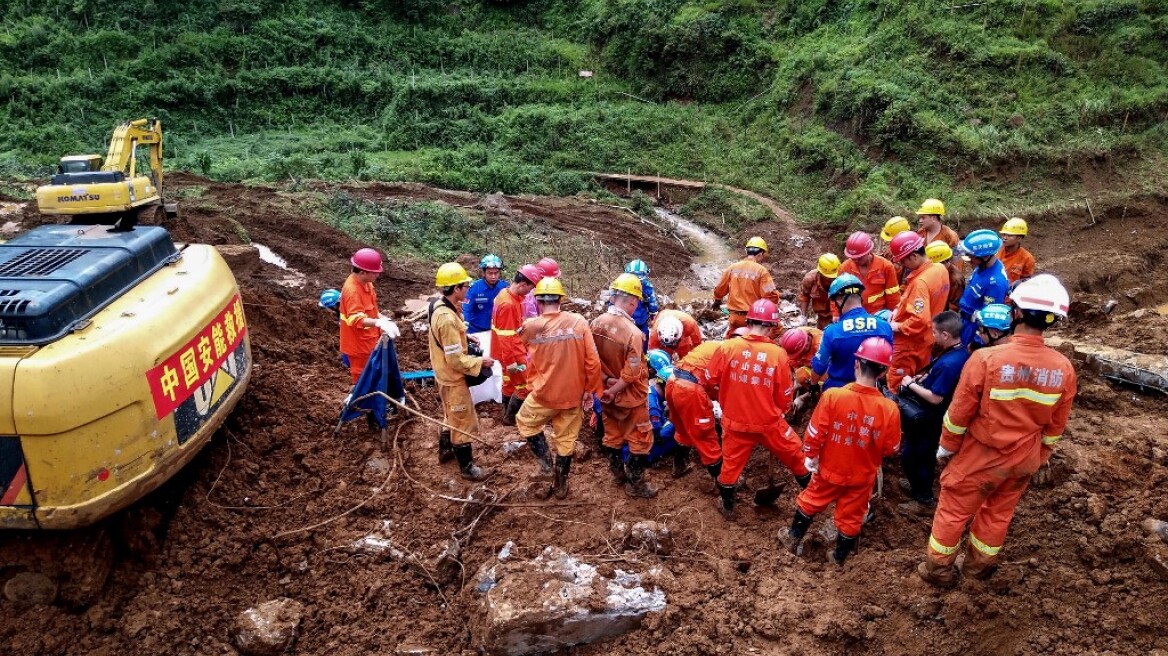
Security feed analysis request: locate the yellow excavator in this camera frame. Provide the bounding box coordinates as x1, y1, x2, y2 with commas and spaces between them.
35, 118, 177, 229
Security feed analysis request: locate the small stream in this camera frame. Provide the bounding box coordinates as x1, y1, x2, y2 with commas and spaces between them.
653, 208, 737, 305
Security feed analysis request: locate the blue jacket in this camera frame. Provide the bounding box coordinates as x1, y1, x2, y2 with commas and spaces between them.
462, 278, 509, 333
621, 385, 677, 463
811, 306, 894, 390
632, 277, 660, 337
958, 260, 1008, 346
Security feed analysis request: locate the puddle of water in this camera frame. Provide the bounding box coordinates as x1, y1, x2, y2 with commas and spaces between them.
401, 293, 436, 315
653, 208, 737, 305
251, 242, 306, 288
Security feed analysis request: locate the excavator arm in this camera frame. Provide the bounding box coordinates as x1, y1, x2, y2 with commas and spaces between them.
102, 118, 164, 192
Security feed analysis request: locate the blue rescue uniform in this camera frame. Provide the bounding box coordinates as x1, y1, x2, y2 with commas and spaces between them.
463, 278, 509, 334
958, 260, 1008, 347
631, 277, 660, 339
811, 306, 894, 390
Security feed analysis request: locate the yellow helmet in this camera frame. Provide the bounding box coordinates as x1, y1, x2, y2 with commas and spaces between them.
1001, 217, 1028, 236
534, 277, 566, 298
745, 236, 768, 252
610, 272, 644, 300
925, 240, 953, 263
916, 198, 946, 216
435, 262, 472, 287
816, 253, 841, 278
880, 216, 911, 242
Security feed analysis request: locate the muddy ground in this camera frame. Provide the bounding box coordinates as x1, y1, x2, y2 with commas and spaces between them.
1, 177, 1167, 655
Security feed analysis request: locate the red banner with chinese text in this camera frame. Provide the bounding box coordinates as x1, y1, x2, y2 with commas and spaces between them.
146, 295, 248, 419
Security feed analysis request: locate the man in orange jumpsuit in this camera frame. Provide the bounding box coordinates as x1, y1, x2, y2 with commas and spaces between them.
706, 299, 811, 520
592, 273, 657, 498
649, 308, 703, 360
927, 241, 965, 313
798, 254, 839, 329
713, 236, 779, 336
339, 248, 400, 385
490, 263, 541, 425
879, 216, 911, 283
779, 326, 823, 399
840, 232, 902, 314
888, 231, 950, 389
919, 274, 1077, 587
780, 337, 901, 565
998, 218, 1036, 284
915, 198, 959, 249
515, 277, 604, 500
666, 339, 725, 483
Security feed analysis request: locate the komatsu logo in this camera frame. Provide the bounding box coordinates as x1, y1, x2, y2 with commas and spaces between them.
57, 194, 100, 202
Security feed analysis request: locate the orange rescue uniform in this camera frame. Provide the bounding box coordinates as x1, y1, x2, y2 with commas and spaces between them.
339, 273, 381, 384
591, 308, 652, 455
890, 261, 950, 389
944, 260, 966, 313
783, 326, 823, 389
927, 334, 1076, 569
840, 255, 902, 315
428, 298, 486, 446
706, 335, 808, 485
998, 245, 1035, 284
665, 341, 723, 466
648, 309, 704, 360
798, 270, 834, 330
917, 225, 960, 249
797, 383, 901, 537
714, 259, 779, 335
490, 288, 529, 399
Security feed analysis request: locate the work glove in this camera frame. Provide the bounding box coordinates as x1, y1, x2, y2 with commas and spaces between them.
936, 445, 955, 466
803, 456, 819, 474
711, 401, 723, 420
375, 317, 400, 339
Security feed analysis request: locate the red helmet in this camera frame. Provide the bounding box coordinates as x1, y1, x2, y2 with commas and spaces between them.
845, 231, 874, 259
518, 263, 543, 285
854, 337, 893, 367
351, 247, 383, 273
889, 231, 925, 263
537, 257, 561, 278
780, 328, 810, 356
746, 299, 779, 324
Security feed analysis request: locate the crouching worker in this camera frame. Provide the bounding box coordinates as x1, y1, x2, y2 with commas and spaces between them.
780, 337, 902, 565
515, 277, 603, 500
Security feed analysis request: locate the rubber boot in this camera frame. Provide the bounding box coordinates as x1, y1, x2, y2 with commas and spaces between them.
917, 556, 959, 589
961, 549, 1000, 581
453, 444, 491, 482
624, 455, 658, 498
795, 471, 813, 489
672, 447, 693, 478
502, 395, 523, 427
778, 509, 813, 554
605, 447, 628, 485
717, 483, 737, 520
525, 433, 554, 479
540, 455, 572, 501
438, 429, 455, 464
827, 534, 858, 566
705, 459, 723, 481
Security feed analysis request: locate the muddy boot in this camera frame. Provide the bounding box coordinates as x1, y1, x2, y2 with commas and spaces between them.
525, 433, 554, 479
672, 447, 693, 478
705, 459, 723, 481
453, 444, 491, 482
605, 447, 628, 485
778, 509, 813, 554
543, 455, 572, 500
917, 557, 959, 589
827, 534, 858, 566
795, 471, 813, 489
961, 549, 999, 581
625, 455, 658, 498
502, 395, 523, 427
438, 429, 455, 464
717, 483, 737, 520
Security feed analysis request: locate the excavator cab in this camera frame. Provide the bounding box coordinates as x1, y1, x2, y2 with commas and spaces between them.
58, 155, 102, 174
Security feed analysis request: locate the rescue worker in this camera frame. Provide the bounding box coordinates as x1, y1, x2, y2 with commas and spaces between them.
927, 240, 965, 313
957, 229, 1009, 348
919, 275, 1076, 587
888, 231, 950, 390
524, 257, 562, 319
780, 326, 823, 411
491, 264, 542, 425
840, 232, 901, 315
781, 337, 901, 565
625, 259, 660, 341
810, 274, 893, 390
648, 309, 703, 360
879, 216, 911, 259
463, 254, 509, 333
646, 349, 679, 466
799, 254, 840, 329
592, 273, 657, 498
706, 299, 811, 520
319, 288, 341, 321
428, 262, 495, 480
713, 236, 779, 337
915, 198, 960, 250
998, 218, 1035, 284
515, 277, 603, 500
970, 303, 1014, 350
666, 340, 725, 483
896, 311, 969, 513
339, 248, 400, 385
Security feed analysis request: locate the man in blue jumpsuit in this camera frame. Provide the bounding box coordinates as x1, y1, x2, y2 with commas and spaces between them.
811, 274, 894, 390
956, 230, 1009, 348
625, 259, 660, 341
463, 254, 509, 333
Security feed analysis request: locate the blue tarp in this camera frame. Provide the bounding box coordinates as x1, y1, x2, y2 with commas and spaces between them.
339, 337, 406, 430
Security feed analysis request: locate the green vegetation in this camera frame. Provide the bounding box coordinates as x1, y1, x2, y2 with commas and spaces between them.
679, 188, 772, 237
1, 0, 1166, 225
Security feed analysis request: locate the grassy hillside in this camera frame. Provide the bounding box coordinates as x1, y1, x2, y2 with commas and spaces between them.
1, 0, 1166, 223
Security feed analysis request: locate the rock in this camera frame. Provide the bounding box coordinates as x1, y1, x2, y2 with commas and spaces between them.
1086, 495, 1108, 524
481, 193, 513, 217
1142, 519, 1168, 543
233, 597, 304, 656
3, 572, 58, 606
470, 546, 667, 655
395, 646, 436, 655
860, 604, 886, 620
609, 521, 631, 545
626, 521, 674, 556
1007, 114, 1025, 128
1148, 541, 1168, 581
364, 456, 391, 478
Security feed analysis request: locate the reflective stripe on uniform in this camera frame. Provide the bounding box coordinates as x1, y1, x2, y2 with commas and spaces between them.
866, 291, 884, 303
341, 311, 366, 327
989, 387, 1063, 406
492, 327, 517, 336
1042, 434, 1062, 446
943, 412, 967, 435
968, 533, 1001, 556
885, 285, 900, 295
928, 534, 960, 556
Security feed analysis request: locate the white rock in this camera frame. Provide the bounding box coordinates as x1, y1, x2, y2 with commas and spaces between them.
233, 597, 304, 656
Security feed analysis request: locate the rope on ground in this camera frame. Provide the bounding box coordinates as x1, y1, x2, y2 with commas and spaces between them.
347, 391, 501, 448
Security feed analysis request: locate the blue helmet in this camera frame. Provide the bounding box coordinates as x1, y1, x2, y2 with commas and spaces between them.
480, 253, 503, 270
960, 229, 1003, 259
319, 288, 341, 310
875, 309, 893, 322
974, 303, 1013, 332
656, 365, 674, 383
828, 273, 865, 298
625, 259, 650, 277
646, 348, 673, 374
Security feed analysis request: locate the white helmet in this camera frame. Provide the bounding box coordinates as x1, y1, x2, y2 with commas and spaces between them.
1012, 274, 1069, 318
657, 315, 684, 348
